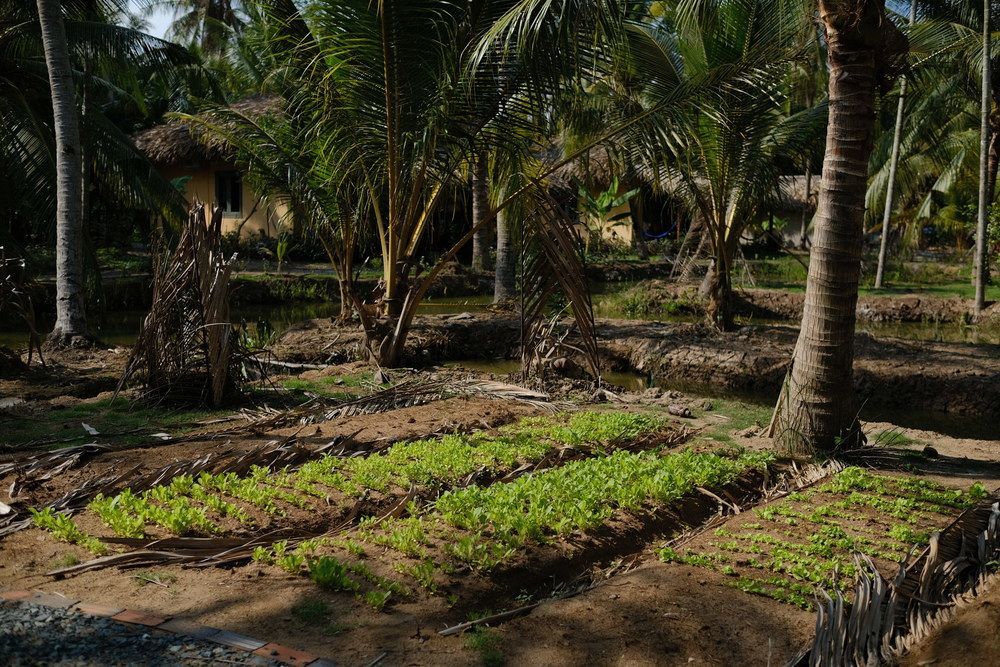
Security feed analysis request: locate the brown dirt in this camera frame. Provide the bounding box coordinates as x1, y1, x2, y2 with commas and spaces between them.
492, 562, 814, 665
602, 321, 1000, 418
275, 314, 1000, 419
0, 345, 128, 402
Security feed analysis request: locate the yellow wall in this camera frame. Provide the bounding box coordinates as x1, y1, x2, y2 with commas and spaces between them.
161, 161, 290, 238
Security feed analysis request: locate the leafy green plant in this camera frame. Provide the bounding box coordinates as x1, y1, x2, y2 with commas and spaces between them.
397, 560, 438, 592
436, 449, 772, 551
363, 588, 393, 611
31, 508, 106, 555
252, 546, 275, 565
307, 556, 358, 591
278, 552, 306, 574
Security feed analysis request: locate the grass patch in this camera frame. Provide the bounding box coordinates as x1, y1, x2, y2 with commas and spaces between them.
281, 372, 374, 398
132, 570, 178, 587
0, 399, 224, 449
465, 627, 504, 666
691, 398, 772, 445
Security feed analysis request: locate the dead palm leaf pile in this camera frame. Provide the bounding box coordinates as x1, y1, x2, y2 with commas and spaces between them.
795, 497, 1000, 666
0, 246, 43, 368
118, 203, 242, 406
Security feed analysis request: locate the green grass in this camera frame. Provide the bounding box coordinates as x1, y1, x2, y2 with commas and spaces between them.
465, 627, 505, 666
0, 399, 224, 449
281, 371, 375, 398
738, 255, 1000, 301
691, 398, 772, 445
132, 570, 178, 587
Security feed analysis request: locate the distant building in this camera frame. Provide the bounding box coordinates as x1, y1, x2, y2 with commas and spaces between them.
133, 96, 288, 238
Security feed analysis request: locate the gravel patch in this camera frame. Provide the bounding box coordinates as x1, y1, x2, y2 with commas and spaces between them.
0, 601, 285, 666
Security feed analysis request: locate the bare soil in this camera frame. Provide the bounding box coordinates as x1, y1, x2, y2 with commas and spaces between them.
900, 574, 1000, 667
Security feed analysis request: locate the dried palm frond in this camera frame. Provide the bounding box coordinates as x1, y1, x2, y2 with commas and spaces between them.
518, 189, 600, 380
237, 377, 558, 432
794, 497, 1000, 666
0, 247, 43, 367
118, 202, 244, 406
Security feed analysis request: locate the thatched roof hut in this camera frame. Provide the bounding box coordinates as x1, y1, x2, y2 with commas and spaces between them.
133, 95, 280, 166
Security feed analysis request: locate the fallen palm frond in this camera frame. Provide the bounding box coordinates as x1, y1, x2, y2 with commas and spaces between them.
0, 247, 43, 367
234, 377, 558, 432
793, 497, 1000, 666
0, 444, 112, 487
519, 191, 600, 381
118, 203, 244, 406
0, 433, 355, 542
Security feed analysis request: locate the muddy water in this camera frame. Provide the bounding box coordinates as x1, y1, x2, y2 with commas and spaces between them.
1, 283, 993, 346
0, 295, 493, 348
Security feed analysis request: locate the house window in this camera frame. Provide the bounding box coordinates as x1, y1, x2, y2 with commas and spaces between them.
215, 170, 242, 215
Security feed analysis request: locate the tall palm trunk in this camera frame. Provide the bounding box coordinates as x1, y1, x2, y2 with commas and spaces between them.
874, 0, 917, 289
493, 208, 516, 302
799, 164, 812, 249
975, 0, 992, 317
773, 0, 904, 454
471, 151, 491, 272
36, 0, 87, 343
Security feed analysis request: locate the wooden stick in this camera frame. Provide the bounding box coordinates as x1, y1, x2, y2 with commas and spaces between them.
438, 602, 541, 636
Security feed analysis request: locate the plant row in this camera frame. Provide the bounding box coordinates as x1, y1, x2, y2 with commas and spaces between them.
34, 411, 669, 547
656, 467, 989, 609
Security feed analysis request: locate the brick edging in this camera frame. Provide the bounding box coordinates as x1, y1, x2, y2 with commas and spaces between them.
0, 589, 335, 667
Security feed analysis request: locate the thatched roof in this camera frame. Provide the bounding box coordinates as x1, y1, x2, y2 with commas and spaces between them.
776, 175, 820, 211
134, 95, 280, 166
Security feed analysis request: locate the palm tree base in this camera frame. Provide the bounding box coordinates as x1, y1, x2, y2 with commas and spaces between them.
44, 329, 100, 351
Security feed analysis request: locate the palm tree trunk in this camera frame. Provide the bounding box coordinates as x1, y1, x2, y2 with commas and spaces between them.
471, 151, 491, 272
874, 0, 916, 290
773, 0, 904, 454
799, 164, 812, 249
36, 0, 87, 343
629, 185, 649, 260
975, 0, 991, 317
493, 208, 516, 302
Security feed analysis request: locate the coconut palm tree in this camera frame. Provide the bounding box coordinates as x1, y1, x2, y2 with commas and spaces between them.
772, 0, 906, 455
604, 0, 822, 330
193, 0, 811, 366
2, 0, 194, 341
34, 0, 86, 344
